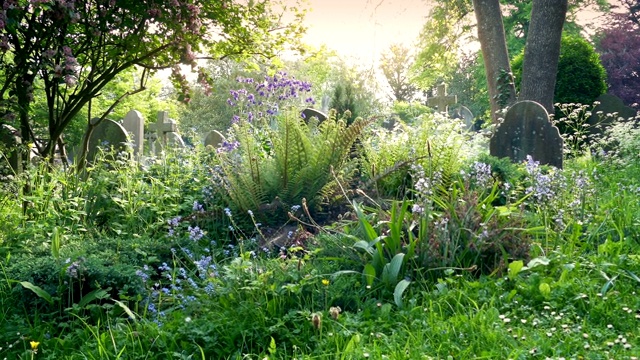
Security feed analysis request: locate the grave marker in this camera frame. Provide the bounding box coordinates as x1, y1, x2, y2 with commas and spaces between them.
122, 110, 144, 157
204, 130, 226, 149
427, 83, 457, 113
490, 100, 563, 168
84, 118, 130, 164
301, 108, 327, 123
449, 105, 475, 130
586, 94, 637, 144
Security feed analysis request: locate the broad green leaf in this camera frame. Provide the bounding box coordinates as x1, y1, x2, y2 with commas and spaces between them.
363, 263, 376, 286
538, 283, 551, 298
19, 281, 53, 304
508, 260, 524, 280
526, 256, 551, 269
77, 289, 110, 308
394, 279, 411, 308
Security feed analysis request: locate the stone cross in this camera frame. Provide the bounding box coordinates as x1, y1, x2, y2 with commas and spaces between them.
490, 100, 563, 168
427, 83, 457, 113
149, 111, 177, 146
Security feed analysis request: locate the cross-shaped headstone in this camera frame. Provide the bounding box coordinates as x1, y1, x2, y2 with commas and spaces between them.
149, 111, 177, 146
427, 83, 457, 113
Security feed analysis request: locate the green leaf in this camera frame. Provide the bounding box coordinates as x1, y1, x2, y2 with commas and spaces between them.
77, 288, 110, 308
394, 279, 411, 308
19, 281, 53, 304
363, 263, 376, 287
508, 260, 524, 280
51, 227, 61, 260
382, 253, 405, 286
601, 274, 618, 296
340, 334, 361, 360
268, 336, 276, 355
538, 283, 551, 298
113, 299, 136, 320
526, 256, 551, 269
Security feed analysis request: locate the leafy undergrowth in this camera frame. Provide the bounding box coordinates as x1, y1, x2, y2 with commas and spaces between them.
1, 147, 640, 359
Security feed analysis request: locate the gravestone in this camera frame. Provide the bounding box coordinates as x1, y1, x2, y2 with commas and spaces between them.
449, 105, 475, 130
149, 111, 178, 147
301, 108, 327, 123
321, 95, 331, 113
122, 110, 144, 157
427, 83, 457, 113
381, 116, 399, 130
490, 100, 563, 168
204, 130, 226, 149
85, 118, 130, 163
586, 94, 637, 143
0, 124, 23, 176
149, 111, 185, 154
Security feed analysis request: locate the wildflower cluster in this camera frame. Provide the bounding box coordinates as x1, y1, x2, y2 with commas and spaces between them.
136, 246, 219, 326
226, 72, 314, 125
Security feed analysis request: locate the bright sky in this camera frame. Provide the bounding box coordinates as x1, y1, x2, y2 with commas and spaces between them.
296, 0, 430, 67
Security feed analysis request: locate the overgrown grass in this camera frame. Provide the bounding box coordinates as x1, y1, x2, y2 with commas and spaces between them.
1, 112, 640, 359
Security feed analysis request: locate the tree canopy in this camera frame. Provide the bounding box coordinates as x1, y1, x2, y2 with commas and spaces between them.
0, 0, 306, 159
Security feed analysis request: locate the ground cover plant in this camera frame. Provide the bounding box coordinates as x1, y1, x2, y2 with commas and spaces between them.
2, 99, 640, 359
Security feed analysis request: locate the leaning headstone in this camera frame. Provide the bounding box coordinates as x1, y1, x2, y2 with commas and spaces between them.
427, 83, 457, 113
204, 130, 226, 149
586, 94, 637, 143
85, 118, 130, 163
165, 126, 185, 148
449, 105, 475, 130
0, 124, 23, 176
301, 108, 327, 123
122, 110, 144, 157
490, 100, 563, 168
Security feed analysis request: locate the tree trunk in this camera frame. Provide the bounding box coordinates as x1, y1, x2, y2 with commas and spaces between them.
518, 0, 568, 113
472, 0, 517, 123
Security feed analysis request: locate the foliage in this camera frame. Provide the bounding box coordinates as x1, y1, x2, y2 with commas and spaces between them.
596, 14, 640, 109
213, 109, 369, 225
180, 65, 312, 137
512, 34, 607, 118
447, 52, 491, 123
389, 101, 431, 125
379, 44, 418, 102
0, 0, 306, 159
412, 0, 474, 89
359, 112, 485, 199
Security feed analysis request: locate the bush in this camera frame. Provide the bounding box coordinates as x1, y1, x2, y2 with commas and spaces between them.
512, 34, 607, 125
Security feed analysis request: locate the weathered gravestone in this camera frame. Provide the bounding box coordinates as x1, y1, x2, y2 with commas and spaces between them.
84, 118, 130, 163
0, 124, 23, 176
427, 83, 457, 113
490, 100, 564, 168
149, 111, 185, 154
204, 130, 226, 149
586, 94, 638, 144
301, 108, 327, 123
122, 110, 145, 157
449, 105, 475, 130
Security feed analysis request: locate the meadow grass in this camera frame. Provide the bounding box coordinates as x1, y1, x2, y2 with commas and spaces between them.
1, 126, 639, 359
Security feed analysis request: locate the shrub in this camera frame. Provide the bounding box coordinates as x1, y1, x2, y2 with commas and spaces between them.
512, 34, 607, 136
